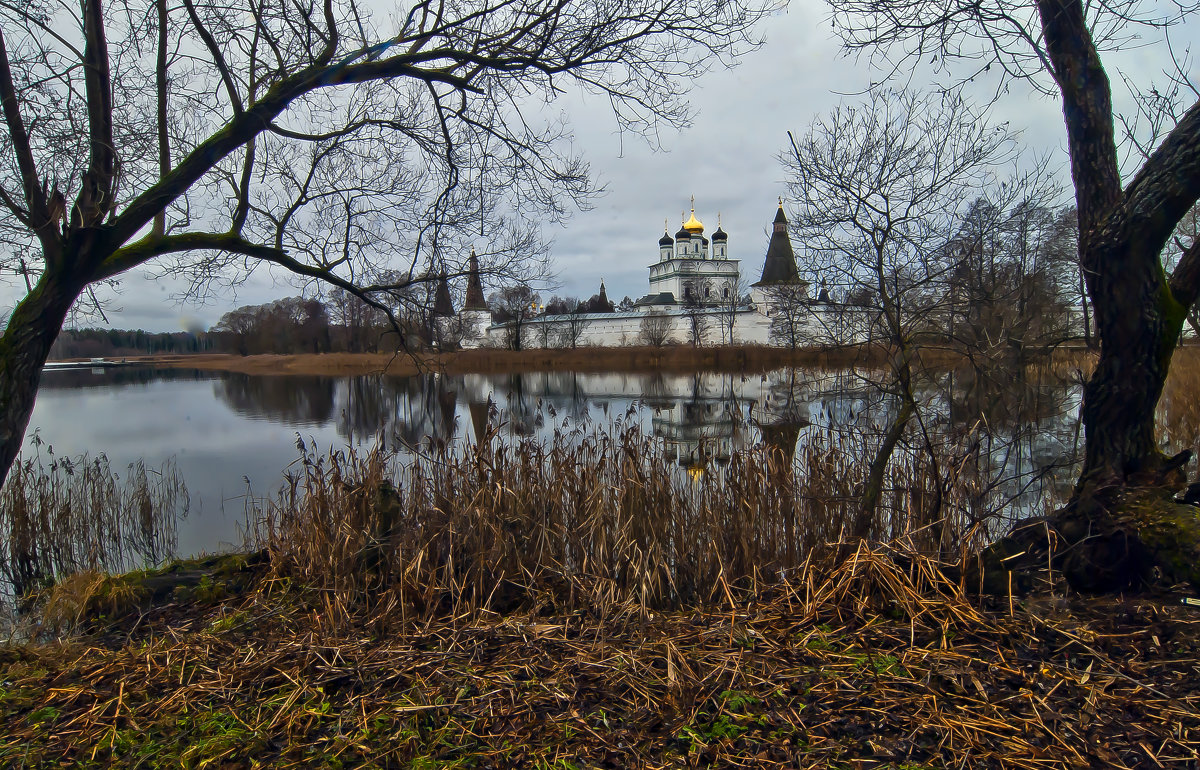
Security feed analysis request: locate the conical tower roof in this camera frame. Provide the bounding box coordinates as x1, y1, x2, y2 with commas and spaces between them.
754, 200, 801, 286
433, 273, 455, 317
464, 248, 487, 310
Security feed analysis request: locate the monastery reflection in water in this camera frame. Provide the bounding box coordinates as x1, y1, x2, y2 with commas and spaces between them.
36, 362, 1088, 523
207, 368, 1080, 500
40, 364, 1083, 497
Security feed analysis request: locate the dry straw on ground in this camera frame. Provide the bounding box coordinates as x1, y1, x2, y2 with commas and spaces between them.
1, 543, 1198, 768
2, 418, 1197, 767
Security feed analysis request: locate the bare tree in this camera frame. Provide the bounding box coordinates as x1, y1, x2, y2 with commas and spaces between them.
765, 284, 810, 350
827, 0, 1200, 587
715, 276, 747, 344
943, 170, 1075, 368
488, 286, 539, 351
639, 311, 674, 347
681, 279, 712, 346
783, 88, 1016, 535
559, 308, 590, 349
0, 0, 770, 489
326, 287, 387, 353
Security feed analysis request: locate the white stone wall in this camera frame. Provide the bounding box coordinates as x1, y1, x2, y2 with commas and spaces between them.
457, 301, 875, 350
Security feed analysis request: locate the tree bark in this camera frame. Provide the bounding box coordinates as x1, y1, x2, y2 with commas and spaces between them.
0, 272, 84, 483
1077, 240, 1186, 491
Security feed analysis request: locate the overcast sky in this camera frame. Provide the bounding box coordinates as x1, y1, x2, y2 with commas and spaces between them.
26, 0, 1199, 332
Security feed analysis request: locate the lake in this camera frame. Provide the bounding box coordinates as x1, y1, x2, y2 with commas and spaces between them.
18, 362, 1084, 567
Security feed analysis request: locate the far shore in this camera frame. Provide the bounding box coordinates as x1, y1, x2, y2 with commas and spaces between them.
49, 339, 1109, 378
51, 345, 892, 377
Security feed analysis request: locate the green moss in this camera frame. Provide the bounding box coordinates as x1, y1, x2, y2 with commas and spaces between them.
1158, 277, 1187, 370
1127, 495, 1200, 589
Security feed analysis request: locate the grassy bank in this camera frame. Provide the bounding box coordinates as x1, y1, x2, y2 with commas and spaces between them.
2, 549, 1198, 768
75, 339, 1112, 380
2, 429, 1198, 767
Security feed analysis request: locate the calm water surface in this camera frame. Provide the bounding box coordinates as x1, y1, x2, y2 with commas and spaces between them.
24, 364, 1084, 560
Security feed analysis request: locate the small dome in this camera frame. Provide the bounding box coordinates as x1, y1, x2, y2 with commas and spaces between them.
712, 227, 727, 241
676, 226, 691, 240
659, 231, 674, 247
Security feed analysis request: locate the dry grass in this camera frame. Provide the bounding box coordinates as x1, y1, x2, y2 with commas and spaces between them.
0, 442, 187, 606
0, 544, 1197, 768
1161, 345, 1200, 452
251, 421, 1001, 627
0, 420, 1196, 767
142, 345, 894, 378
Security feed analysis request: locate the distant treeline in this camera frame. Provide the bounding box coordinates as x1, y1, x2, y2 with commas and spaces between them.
49, 328, 217, 359
51, 281, 627, 359
51, 293, 406, 359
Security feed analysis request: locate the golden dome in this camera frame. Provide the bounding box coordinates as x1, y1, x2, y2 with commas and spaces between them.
682, 196, 704, 234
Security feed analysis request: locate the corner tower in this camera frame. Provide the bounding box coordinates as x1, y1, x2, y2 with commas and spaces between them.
755, 200, 801, 286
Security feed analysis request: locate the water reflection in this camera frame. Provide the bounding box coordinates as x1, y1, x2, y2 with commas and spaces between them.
216, 373, 336, 425
196, 366, 1084, 523
19, 363, 1088, 563
39, 366, 213, 390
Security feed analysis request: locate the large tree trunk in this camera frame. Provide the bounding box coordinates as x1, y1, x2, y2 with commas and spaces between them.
978, 0, 1200, 592
0, 272, 83, 487
1077, 242, 1187, 492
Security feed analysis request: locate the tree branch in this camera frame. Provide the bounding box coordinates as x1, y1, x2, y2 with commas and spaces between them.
153, 0, 170, 237
77, 0, 116, 230
95, 230, 403, 331
106, 56, 475, 251
1120, 98, 1200, 276
182, 0, 244, 114
1035, 0, 1121, 236
1170, 233, 1200, 309
0, 29, 48, 237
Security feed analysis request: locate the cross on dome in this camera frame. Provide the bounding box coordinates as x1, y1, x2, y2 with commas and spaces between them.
682, 196, 704, 234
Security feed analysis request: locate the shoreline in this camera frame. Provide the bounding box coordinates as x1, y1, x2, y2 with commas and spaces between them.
57, 345, 885, 377
51, 343, 1099, 378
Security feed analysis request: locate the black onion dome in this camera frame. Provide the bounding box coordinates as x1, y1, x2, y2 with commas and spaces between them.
659, 231, 674, 246
676, 226, 691, 240
712, 226, 727, 241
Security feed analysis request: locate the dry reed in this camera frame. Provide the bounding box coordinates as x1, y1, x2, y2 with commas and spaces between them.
0, 439, 187, 606
252, 418, 1035, 633
1, 417, 1196, 767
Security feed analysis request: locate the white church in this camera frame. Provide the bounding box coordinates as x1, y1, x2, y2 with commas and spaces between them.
451, 200, 861, 349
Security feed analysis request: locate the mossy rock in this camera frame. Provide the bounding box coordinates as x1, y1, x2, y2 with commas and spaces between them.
36, 550, 269, 630
1057, 488, 1200, 592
